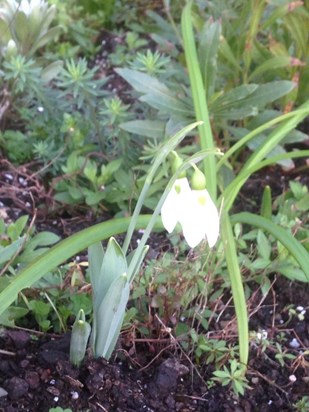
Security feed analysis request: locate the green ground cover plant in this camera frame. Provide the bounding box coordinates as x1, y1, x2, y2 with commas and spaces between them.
0, 0, 308, 401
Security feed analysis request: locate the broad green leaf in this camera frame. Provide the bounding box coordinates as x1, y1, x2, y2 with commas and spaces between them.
85, 191, 105, 206
140, 94, 189, 116
98, 237, 127, 303
231, 213, 309, 281
116, 68, 190, 116
115, 68, 170, 95
0, 306, 29, 327
120, 120, 166, 139
88, 242, 104, 293
257, 230, 271, 261
277, 265, 307, 283
83, 160, 97, 183
94, 274, 130, 358
211, 84, 258, 110
18, 232, 61, 263
244, 81, 296, 108
23, 231, 60, 249
198, 19, 221, 98
14, 12, 29, 48
68, 186, 83, 201
0, 237, 26, 265
41, 60, 63, 83
0, 19, 11, 45
99, 158, 122, 185
295, 194, 309, 211
249, 56, 295, 81
213, 81, 296, 120
12, 215, 28, 238
30, 26, 62, 54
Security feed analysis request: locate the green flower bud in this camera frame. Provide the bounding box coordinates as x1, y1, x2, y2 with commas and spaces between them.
70, 309, 91, 367
191, 168, 206, 190
171, 151, 186, 178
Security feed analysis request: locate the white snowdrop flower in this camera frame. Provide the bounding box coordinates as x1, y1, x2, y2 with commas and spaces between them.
161, 177, 191, 233
161, 156, 219, 249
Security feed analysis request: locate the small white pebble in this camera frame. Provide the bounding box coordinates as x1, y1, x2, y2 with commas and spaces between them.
71, 391, 79, 400
268, 400, 273, 405
296, 306, 304, 312
53, 396, 59, 402
25, 202, 31, 208
279, 319, 284, 324
18, 177, 27, 186
289, 338, 300, 349
256, 330, 268, 341
289, 374, 297, 383
4, 173, 13, 181
50, 379, 56, 385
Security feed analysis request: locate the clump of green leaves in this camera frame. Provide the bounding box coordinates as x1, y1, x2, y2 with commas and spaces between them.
294, 396, 309, 412
212, 359, 250, 396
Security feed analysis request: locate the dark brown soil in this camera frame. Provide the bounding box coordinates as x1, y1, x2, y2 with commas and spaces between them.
0, 275, 309, 412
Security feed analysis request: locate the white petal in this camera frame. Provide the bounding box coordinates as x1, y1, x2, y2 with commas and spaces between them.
201, 190, 220, 247
180, 189, 219, 248
20, 0, 31, 14
161, 178, 190, 233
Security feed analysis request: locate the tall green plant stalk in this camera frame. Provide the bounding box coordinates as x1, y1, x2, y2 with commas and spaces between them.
181, 1, 217, 200
182, 1, 249, 366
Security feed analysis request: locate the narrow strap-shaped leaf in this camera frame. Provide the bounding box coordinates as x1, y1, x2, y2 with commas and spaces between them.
181, 1, 217, 199
221, 210, 249, 366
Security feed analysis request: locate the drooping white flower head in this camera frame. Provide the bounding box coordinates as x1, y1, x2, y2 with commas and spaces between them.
181, 167, 219, 248
161, 160, 219, 249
